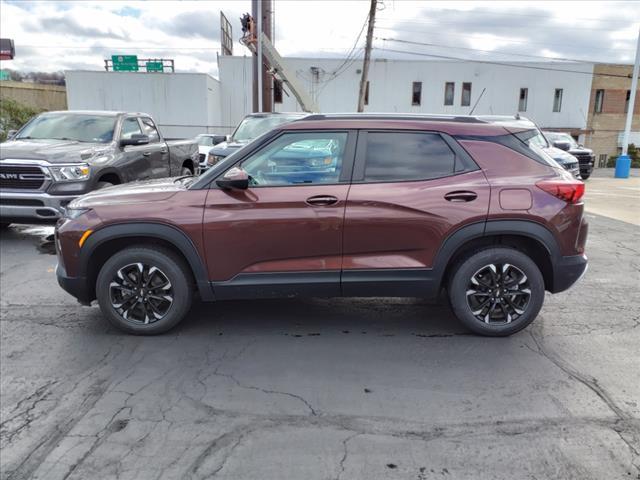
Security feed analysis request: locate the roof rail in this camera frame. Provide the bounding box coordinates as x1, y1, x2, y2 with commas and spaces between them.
297, 113, 489, 124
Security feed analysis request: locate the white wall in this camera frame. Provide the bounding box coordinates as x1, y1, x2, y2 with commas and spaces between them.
65, 71, 231, 138
218, 56, 594, 130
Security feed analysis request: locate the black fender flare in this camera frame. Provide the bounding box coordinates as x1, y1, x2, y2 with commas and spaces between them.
431, 219, 561, 289
79, 222, 214, 301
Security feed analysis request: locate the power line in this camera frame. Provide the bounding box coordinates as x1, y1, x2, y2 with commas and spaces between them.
376, 16, 635, 33
378, 8, 637, 25
373, 46, 635, 78
375, 37, 615, 64
374, 25, 638, 54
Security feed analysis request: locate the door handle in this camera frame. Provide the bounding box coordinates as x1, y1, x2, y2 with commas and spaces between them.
142, 151, 151, 157
444, 191, 477, 202
306, 195, 339, 206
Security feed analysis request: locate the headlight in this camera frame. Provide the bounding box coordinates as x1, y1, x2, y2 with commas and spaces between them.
207, 154, 222, 166
64, 207, 91, 219
49, 164, 90, 182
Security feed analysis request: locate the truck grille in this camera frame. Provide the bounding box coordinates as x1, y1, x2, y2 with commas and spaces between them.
0, 165, 46, 190
572, 152, 594, 166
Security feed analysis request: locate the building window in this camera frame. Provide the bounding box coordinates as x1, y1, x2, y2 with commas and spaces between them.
625, 90, 630, 113
444, 82, 454, 106
412, 81, 422, 106
518, 88, 528, 112
594, 89, 604, 113
364, 81, 370, 106
553, 88, 563, 112
461, 82, 472, 107
273, 79, 283, 104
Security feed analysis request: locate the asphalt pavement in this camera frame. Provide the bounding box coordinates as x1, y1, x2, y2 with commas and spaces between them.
1, 194, 639, 479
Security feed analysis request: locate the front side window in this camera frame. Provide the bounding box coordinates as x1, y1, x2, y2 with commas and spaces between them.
518, 88, 528, 112
140, 117, 160, 142
240, 132, 348, 187
553, 88, 563, 112
461, 82, 472, 107
363, 132, 455, 182
121, 117, 143, 140
444, 82, 454, 106
232, 114, 302, 143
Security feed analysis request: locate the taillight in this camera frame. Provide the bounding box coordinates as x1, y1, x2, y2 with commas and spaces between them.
536, 180, 585, 204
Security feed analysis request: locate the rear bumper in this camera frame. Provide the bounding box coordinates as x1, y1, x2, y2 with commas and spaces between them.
0, 191, 77, 223
56, 262, 93, 305
551, 254, 588, 293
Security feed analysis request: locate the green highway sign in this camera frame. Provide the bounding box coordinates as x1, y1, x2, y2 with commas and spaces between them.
112, 55, 138, 72
146, 61, 164, 72
0, 70, 9, 81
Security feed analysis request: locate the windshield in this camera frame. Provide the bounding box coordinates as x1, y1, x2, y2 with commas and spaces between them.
17, 113, 116, 143
196, 136, 215, 146
232, 115, 302, 143
545, 132, 579, 149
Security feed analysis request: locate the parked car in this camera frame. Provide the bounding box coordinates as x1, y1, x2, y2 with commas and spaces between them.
543, 131, 595, 179
195, 133, 226, 171
0, 111, 199, 227
55, 113, 588, 337
477, 116, 581, 179
203, 112, 307, 171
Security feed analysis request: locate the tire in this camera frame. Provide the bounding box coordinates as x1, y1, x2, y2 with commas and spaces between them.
96, 246, 193, 335
181, 166, 193, 176
580, 173, 590, 180
448, 247, 545, 337
97, 181, 114, 189
0, 223, 10, 230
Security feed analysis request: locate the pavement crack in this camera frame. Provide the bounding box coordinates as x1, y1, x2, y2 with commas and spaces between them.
335, 433, 360, 480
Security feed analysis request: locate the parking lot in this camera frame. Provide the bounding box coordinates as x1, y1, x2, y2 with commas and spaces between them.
0, 170, 639, 480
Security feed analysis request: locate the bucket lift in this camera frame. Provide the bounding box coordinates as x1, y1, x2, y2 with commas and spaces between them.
240, 14, 318, 112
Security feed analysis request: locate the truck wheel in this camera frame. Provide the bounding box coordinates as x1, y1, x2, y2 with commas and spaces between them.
448, 247, 545, 337
181, 166, 193, 176
96, 246, 193, 335
97, 181, 114, 189
580, 173, 590, 180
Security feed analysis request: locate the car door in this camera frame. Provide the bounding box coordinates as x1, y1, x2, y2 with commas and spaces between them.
139, 116, 168, 178
342, 130, 491, 296
202, 129, 356, 299
118, 116, 154, 181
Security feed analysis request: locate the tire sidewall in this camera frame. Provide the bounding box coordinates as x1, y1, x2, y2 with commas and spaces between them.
449, 248, 545, 336
96, 248, 192, 335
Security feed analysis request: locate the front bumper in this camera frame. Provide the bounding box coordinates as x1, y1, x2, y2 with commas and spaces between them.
0, 191, 77, 223
551, 254, 588, 293
56, 262, 93, 305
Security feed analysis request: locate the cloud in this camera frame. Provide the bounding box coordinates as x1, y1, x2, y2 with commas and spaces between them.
23, 16, 129, 40
162, 10, 221, 40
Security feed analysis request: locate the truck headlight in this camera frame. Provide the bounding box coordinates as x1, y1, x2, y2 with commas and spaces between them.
49, 164, 90, 181
207, 154, 222, 166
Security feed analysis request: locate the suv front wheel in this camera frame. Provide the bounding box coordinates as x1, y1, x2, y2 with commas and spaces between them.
96, 246, 193, 334
448, 247, 545, 336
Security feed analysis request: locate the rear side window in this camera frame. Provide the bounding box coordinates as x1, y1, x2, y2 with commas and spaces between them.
363, 132, 455, 182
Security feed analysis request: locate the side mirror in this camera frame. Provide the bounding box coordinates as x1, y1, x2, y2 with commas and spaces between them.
216, 167, 249, 190
6, 130, 17, 140
226, 134, 231, 142
553, 140, 571, 151
211, 135, 226, 145
120, 134, 149, 147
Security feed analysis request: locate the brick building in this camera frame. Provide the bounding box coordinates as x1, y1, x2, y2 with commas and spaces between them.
585, 63, 640, 167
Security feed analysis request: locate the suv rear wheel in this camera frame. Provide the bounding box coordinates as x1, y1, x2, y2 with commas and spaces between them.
448, 247, 545, 336
96, 246, 193, 335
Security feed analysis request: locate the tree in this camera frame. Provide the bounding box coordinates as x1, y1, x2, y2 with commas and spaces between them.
0, 98, 41, 142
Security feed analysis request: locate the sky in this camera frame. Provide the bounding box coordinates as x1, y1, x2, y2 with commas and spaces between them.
0, 0, 639, 77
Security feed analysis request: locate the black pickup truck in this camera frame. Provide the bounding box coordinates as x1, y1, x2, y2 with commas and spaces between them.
543, 131, 595, 180
0, 110, 199, 226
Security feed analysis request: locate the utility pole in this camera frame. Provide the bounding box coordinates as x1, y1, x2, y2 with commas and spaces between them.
257, 0, 263, 113
261, 0, 273, 112
616, 26, 640, 178
357, 0, 377, 112
251, 0, 259, 112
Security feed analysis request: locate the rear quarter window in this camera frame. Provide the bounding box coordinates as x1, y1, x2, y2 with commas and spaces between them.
363, 132, 456, 182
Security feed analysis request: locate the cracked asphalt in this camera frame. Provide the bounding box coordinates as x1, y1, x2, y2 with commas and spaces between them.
1, 208, 639, 478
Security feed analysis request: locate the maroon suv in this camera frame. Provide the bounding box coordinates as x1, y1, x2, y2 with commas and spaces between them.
55, 114, 588, 336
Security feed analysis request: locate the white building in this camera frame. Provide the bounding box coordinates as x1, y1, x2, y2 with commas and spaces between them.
65, 71, 226, 138
65, 57, 595, 140
219, 56, 594, 139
